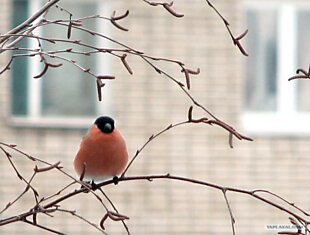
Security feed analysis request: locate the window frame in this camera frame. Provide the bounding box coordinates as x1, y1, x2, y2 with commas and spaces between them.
10, 0, 112, 128
242, 2, 310, 135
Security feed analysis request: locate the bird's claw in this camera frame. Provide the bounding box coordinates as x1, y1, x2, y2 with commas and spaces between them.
80, 181, 98, 192
113, 176, 119, 185
91, 180, 99, 190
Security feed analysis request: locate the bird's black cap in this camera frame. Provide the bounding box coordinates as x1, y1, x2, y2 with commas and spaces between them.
94, 116, 115, 134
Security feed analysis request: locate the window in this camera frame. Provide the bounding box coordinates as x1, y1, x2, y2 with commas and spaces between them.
243, 2, 310, 135
11, 0, 111, 128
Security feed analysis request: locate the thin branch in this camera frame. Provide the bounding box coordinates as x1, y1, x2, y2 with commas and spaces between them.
23, 218, 65, 235
0, 142, 109, 215
222, 189, 236, 235
2, 173, 307, 227
116, 174, 309, 224
123, 105, 252, 176
252, 190, 310, 217
1, 141, 309, 235
1, 12, 249, 137
43, 181, 76, 202
121, 120, 189, 177
98, 188, 131, 235
0, 146, 39, 211
205, 0, 248, 56
57, 208, 108, 234
143, 1, 184, 17
110, 10, 130, 31
0, 171, 37, 214
0, 0, 59, 45
288, 65, 310, 81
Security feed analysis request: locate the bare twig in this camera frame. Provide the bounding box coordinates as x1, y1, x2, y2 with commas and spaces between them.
288, 65, 310, 81
205, 0, 249, 56
122, 105, 252, 176
23, 218, 65, 235
1, 142, 309, 234
34, 161, 62, 173
223, 189, 236, 235
0, 0, 59, 45
98, 188, 131, 235
121, 120, 189, 177
57, 208, 108, 234
252, 190, 310, 217
143, 1, 184, 17
110, 10, 130, 31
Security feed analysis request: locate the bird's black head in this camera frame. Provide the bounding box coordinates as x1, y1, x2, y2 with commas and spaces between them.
94, 116, 115, 134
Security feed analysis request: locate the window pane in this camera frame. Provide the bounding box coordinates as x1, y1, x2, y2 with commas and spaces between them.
244, 9, 278, 111
41, 2, 97, 117
11, 0, 29, 115
296, 10, 310, 112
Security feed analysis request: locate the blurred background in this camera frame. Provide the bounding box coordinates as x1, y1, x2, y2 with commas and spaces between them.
0, 0, 310, 234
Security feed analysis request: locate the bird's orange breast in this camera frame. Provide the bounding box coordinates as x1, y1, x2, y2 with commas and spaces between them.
74, 125, 128, 181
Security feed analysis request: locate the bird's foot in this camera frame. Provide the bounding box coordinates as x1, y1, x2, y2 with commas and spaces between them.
80, 181, 99, 192
113, 176, 119, 185
80, 181, 91, 193
90, 180, 99, 191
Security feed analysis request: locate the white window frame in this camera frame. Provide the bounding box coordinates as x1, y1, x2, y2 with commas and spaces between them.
242, 2, 310, 136
10, 0, 112, 128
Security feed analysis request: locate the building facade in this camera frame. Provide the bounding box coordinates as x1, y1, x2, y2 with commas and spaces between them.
0, 0, 309, 234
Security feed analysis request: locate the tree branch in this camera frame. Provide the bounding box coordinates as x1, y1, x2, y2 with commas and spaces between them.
0, 0, 59, 45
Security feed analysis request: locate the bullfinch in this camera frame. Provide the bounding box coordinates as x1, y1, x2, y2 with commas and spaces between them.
74, 116, 128, 185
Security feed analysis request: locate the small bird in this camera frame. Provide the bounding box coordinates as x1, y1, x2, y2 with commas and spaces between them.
74, 116, 128, 185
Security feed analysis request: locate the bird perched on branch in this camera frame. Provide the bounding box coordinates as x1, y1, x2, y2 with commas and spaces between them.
74, 116, 128, 187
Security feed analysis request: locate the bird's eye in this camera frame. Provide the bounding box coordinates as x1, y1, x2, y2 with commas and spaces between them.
102, 123, 113, 133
